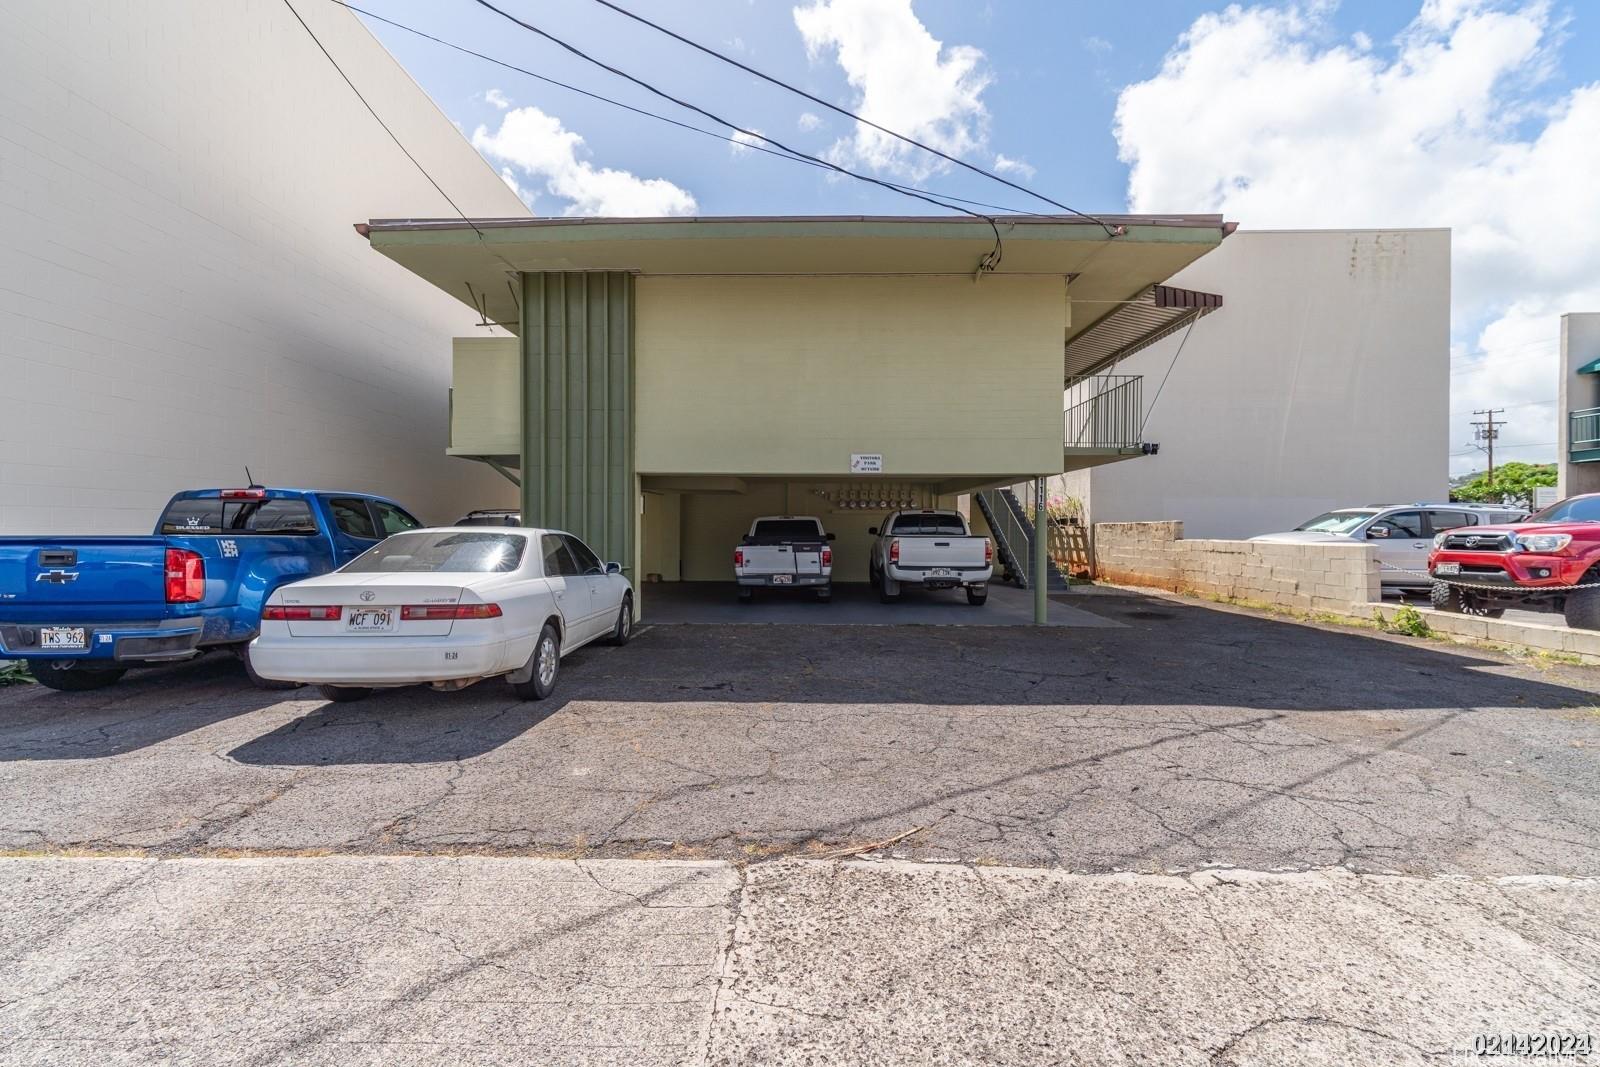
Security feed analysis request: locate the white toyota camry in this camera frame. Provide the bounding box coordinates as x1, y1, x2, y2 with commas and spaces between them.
249, 527, 633, 702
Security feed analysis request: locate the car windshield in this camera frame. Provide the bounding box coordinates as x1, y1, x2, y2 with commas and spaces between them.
342, 531, 525, 573
1293, 510, 1377, 534
1526, 496, 1600, 524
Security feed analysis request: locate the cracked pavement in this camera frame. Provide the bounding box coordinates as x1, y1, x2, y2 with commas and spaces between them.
2, 590, 1599, 1063
2, 592, 1598, 874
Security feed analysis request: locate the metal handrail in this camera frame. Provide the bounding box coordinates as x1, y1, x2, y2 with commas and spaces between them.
1572, 407, 1600, 451
1001, 486, 1071, 591
1065, 374, 1143, 450
975, 489, 1033, 588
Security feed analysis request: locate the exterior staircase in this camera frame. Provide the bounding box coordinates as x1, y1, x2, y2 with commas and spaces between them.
974, 487, 1072, 591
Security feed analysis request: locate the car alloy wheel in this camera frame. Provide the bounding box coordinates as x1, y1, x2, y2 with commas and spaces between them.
537, 633, 558, 689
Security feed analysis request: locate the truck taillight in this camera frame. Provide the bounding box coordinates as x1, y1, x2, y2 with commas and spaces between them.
734, 549, 744, 567
164, 548, 205, 603
984, 538, 993, 564
263, 604, 342, 621
401, 604, 502, 620
889, 538, 900, 564
821, 547, 832, 566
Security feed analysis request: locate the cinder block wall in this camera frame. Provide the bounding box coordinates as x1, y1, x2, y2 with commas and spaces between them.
1094, 522, 1380, 614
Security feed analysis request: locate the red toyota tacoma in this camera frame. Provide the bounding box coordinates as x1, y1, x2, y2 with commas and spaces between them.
1427, 492, 1600, 627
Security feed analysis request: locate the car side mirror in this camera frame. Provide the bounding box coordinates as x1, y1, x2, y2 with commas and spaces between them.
1366, 527, 1390, 539
605, 561, 622, 575
868, 527, 878, 536
826, 532, 837, 541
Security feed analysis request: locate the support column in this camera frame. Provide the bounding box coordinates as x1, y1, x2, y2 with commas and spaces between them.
1033, 476, 1048, 625
520, 271, 635, 575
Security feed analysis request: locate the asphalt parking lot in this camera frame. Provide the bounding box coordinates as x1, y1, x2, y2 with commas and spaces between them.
6, 588, 1600, 1065
3, 588, 1598, 876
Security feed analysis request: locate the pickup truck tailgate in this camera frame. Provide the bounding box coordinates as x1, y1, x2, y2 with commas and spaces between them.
0, 538, 170, 622
896, 536, 988, 569
741, 543, 825, 575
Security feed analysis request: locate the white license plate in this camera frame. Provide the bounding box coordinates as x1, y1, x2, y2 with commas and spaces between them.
346, 607, 397, 633
1434, 563, 1461, 576
929, 568, 955, 578
771, 574, 793, 585
40, 626, 87, 650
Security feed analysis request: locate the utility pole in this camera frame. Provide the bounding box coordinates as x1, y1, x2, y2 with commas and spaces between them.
1471, 409, 1505, 489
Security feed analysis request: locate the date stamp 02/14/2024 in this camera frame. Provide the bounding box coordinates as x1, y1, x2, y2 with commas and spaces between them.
1454, 1033, 1594, 1064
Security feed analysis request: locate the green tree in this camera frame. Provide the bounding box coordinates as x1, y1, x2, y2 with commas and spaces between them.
1451, 461, 1557, 509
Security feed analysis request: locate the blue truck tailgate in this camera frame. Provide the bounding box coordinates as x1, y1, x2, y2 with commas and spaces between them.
0, 538, 170, 623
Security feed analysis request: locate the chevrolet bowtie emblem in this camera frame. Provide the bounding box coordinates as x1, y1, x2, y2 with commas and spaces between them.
35, 570, 78, 584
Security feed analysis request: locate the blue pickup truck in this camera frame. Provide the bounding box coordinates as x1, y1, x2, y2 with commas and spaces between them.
0, 488, 422, 692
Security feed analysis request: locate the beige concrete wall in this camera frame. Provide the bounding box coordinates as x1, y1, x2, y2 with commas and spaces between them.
680, 484, 788, 582
0, 0, 527, 533
449, 338, 520, 457
635, 275, 1066, 478
641, 490, 682, 582
1077, 230, 1450, 539
1094, 521, 1380, 613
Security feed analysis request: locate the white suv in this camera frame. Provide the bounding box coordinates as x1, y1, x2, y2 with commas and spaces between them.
1252, 504, 1527, 588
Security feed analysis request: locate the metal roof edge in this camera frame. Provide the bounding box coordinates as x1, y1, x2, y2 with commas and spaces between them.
359, 213, 1232, 234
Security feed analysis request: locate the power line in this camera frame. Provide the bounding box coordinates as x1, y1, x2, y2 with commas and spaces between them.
578, 0, 1118, 236
281, 0, 486, 240
1449, 442, 1553, 456
1449, 340, 1561, 374
1449, 397, 1554, 415
466, 0, 1017, 264
327, 0, 1050, 218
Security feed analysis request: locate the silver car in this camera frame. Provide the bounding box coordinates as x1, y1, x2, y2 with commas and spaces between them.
1251, 504, 1527, 588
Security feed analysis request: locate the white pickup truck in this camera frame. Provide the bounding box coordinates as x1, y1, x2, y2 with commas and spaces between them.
869, 509, 993, 605
734, 516, 835, 603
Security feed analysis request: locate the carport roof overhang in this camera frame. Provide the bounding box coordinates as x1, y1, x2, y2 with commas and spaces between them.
357, 214, 1234, 345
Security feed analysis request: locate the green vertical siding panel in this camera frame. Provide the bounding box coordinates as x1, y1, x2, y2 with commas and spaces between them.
520, 271, 634, 572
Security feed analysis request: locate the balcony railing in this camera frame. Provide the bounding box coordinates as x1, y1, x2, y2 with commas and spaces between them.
1064, 374, 1144, 452
1572, 407, 1600, 460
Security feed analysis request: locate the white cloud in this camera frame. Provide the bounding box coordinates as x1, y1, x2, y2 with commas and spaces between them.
798, 111, 824, 131
1113, 1, 1600, 475
498, 166, 531, 209
730, 129, 765, 157
483, 88, 511, 110
472, 105, 697, 217
793, 0, 991, 181
993, 153, 1035, 179
1082, 35, 1113, 54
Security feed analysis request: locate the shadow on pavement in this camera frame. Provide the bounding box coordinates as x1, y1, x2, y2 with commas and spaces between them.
5, 590, 1599, 769
0, 652, 306, 762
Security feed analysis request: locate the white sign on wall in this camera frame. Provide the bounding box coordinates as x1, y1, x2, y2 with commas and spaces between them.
850, 453, 884, 474
1534, 485, 1559, 509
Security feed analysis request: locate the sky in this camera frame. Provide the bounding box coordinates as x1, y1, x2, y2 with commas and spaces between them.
351, 0, 1600, 477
